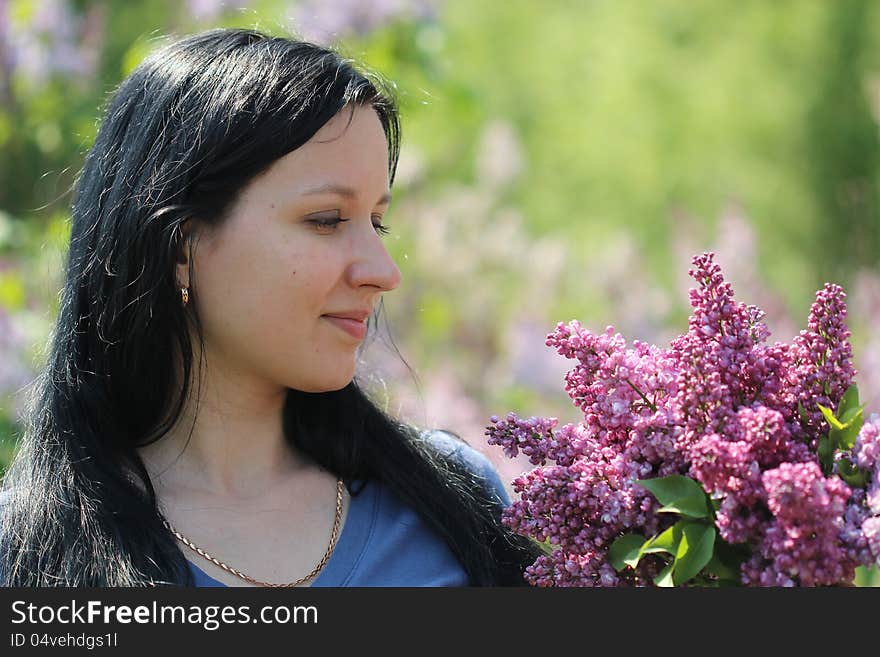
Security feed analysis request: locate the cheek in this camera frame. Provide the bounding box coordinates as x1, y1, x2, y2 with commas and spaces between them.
257, 255, 334, 331
194, 238, 281, 330
287, 236, 346, 281
196, 230, 345, 334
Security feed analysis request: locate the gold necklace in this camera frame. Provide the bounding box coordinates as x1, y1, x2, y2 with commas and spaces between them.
163, 479, 345, 587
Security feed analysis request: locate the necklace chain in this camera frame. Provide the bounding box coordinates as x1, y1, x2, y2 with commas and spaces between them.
163, 479, 345, 587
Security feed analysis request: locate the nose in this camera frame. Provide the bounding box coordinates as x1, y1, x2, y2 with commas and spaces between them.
347, 219, 402, 293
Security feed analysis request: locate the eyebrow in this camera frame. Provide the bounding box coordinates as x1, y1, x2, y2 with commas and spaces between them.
300, 183, 392, 205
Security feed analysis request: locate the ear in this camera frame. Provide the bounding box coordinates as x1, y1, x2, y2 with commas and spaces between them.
175, 219, 194, 289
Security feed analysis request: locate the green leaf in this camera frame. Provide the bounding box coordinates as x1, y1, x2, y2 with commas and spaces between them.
705, 553, 739, 581
654, 561, 675, 587
839, 418, 863, 451
839, 405, 863, 426
711, 538, 749, 583
818, 436, 834, 475
636, 476, 711, 519
798, 402, 809, 424
828, 427, 843, 451
829, 407, 864, 451
608, 534, 648, 571
838, 385, 860, 418
640, 523, 682, 557
642, 519, 718, 587
672, 523, 716, 586
837, 459, 868, 488
705, 534, 744, 581
655, 502, 709, 518
817, 404, 844, 430
840, 407, 864, 449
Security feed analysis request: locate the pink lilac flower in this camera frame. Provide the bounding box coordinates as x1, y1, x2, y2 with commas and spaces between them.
853, 417, 880, 564
741, 462, 853, 586
670, 255, 776, 452
524, 551, 618, 588
688, 406, 813, 544
523, 548, 663, 588
488, 252, 876, 586
486, 413, 564, 465
790, 284, 856, 441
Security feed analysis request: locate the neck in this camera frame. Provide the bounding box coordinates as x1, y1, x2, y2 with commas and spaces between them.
138, 376, 313, 502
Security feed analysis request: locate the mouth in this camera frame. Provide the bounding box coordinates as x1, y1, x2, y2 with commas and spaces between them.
322, 315, 368, 340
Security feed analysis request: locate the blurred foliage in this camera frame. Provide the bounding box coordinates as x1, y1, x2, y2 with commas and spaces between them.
805, 0, 880, 284
1, 0, 880, 583
855, 565, 880, 587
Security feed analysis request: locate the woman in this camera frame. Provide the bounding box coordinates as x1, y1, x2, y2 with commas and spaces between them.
0, 28, 544, 586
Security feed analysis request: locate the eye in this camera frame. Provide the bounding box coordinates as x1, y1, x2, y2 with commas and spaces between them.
372, 214, 391, 237
309, 216, 350, 231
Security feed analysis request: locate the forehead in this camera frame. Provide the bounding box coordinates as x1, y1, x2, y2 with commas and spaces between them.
279, 105, 389, 181
224, 105, 391, 219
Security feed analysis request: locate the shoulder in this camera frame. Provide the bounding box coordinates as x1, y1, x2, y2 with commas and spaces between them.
419, 429, 511, 506
420, 428, 490, 474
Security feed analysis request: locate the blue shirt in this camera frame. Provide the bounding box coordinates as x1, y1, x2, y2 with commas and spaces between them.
190, 431, 510, 587
0, 431, 511, 587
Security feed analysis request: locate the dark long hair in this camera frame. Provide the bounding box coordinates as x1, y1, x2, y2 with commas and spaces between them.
0, 28, 543, 586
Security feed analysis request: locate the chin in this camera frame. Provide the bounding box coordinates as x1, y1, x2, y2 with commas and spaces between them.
291, 380, 352, 394
287, 357, 357, 393
309, 371, 356, 393
325, 376, 354, 392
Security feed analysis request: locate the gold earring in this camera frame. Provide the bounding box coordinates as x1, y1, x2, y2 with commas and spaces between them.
180, 287, 189, 306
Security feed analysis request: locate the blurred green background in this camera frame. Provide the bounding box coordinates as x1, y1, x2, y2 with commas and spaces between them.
0, 0, 878, 584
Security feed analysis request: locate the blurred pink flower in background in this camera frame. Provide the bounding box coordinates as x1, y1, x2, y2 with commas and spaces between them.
498, 318, 571, 396
475, 120, 524, 189
0, 305, 33, 423
290, 0, 440, 43
0, 0, 102, 85
579, 231, 674, 345
186, 0, 253, 22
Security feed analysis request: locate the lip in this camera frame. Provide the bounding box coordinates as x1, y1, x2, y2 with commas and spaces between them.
323, 309, 372, 322
322, 315, 368, 340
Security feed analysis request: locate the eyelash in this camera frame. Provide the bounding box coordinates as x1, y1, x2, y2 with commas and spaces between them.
311, 216, 391, 236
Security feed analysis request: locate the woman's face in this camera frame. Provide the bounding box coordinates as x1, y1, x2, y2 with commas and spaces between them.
181, 104, 401, 393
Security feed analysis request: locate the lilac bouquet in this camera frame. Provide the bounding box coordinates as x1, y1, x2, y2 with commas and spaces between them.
487, 253, 880, 586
